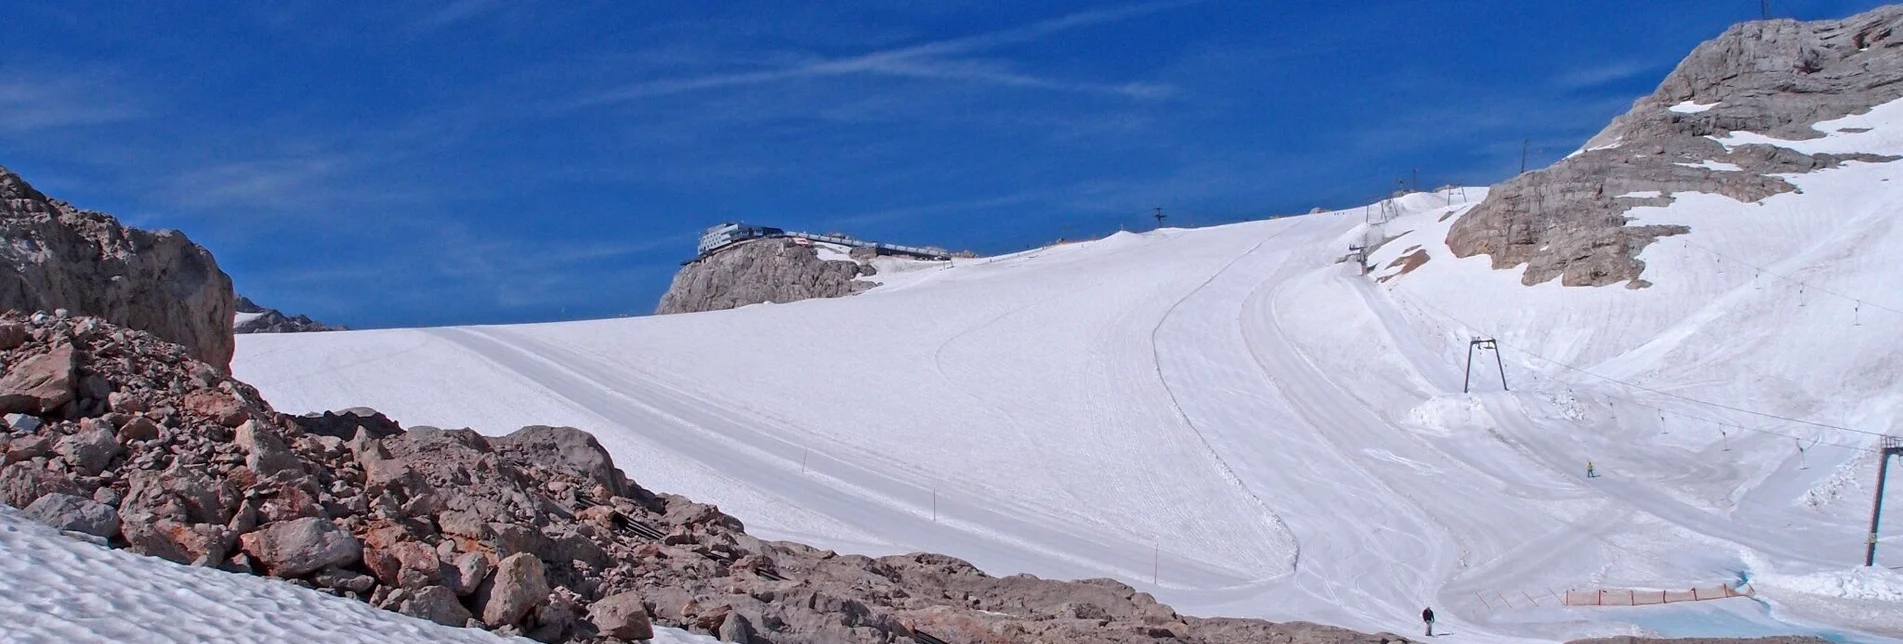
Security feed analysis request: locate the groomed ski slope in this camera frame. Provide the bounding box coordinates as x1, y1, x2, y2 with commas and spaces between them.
235, 99, 1903, 643
0, 507, 718, 644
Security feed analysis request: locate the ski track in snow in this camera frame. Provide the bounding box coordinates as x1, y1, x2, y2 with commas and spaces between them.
230, 101, 1903, 644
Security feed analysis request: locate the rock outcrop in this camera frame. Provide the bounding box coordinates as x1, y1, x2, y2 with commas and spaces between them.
0, 165, 236, 367
234, 295, 343, 334
656, 239, 879, 314
1447, 6, 1903, 287
0, 310, 1427, 643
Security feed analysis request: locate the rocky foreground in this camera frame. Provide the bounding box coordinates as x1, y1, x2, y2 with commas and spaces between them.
0, 309, 1422, 643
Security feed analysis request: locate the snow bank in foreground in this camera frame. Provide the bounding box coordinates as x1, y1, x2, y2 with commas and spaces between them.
0, 507, 716, 643
1759, 566, 1903, 602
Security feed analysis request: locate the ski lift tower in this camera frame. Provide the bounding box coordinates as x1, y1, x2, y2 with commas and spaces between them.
1463, 338, 1507, 394
1867, 435, 1903, 567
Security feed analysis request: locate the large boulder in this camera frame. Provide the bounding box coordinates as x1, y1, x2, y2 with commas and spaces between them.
20, 491, 120, 539
238, 517, 363, 578
398, 585, 473, 627
0, 342, 76, 415
0, 165, 235, 368
588, 591, 654, 641
491, 425, 627, 496
478, 553, 550, 626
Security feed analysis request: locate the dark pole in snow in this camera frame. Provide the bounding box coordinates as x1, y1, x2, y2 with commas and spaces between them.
1464, 342, 1476, 394
1868, 437, 1903, 566
1520, 139, 1530, 174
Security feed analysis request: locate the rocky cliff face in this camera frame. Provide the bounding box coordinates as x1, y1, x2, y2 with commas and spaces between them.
0, 165, 236, 368
234, 295, 343, 334
1447, 6, 1903, 287
656, 239, 879, 315
0, 311, 1421, 644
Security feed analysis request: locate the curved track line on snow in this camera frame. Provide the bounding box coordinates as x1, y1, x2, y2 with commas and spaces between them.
1146, 222, 1304, 579
426, 326, 1257, 589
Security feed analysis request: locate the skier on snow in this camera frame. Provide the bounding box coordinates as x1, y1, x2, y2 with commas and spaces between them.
1422, 606, 1435, 636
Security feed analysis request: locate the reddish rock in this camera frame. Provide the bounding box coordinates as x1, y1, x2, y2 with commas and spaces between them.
0, 342, 76, 416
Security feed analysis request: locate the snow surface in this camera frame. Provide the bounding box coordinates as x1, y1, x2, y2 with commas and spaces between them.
1618, 191, 1664, 199
233, 311, 266, 327
232, 98, 1903, 643
1671, 100, 1719, 114
0, 506, 716, 643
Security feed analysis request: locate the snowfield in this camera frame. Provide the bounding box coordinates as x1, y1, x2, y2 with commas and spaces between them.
0, 507, 718, 644
228, 99, 1903, 643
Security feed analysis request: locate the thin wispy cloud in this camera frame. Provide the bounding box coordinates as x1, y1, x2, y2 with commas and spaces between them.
0, 69, 142, 134
413, 0, 505, 32
1554, 60, 1660, 91
576, 1, 1198, 106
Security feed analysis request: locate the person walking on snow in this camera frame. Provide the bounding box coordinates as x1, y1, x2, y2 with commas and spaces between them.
1587, 460, 1598, 478
1422, 606, 1435, 636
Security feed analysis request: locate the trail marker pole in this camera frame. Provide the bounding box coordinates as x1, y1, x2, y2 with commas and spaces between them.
802, 448, 809, 473
1866, 436, 1903, 566
932, 489, 938, 523
1153, 544, 1159, 585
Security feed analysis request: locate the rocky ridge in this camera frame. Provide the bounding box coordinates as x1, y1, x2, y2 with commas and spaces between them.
0, 310, 1423, 643
1446, 6, 1903, 287
656, 239, 883, 315
235, 295, 344, 334
0, 165, 236, 368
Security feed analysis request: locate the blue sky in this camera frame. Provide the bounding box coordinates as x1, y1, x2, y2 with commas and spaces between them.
1, 1, 1891, 328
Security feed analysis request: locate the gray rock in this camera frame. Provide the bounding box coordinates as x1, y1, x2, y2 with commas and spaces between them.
1446, 6, 1903, 288
311, 566, 377, 594
527, 591, 582, 643
478, 553, 550, 626
238, 517, 362, 578
718, 611, 756, 643
588, 591, 654, 641
4, 413, 41, 433
54, 423, 121, 476
234, 420, 302, 476
398, 585, 472, 627
449, 551, 492, 597
491, 425, 626, 496
0, 166, 236, 368
107, 391, 145, 414
21, 492, 120, 539
656, 238, 882, 314
289, 407, 401, 441
1, 460, 79, 508
0, 342, 76, 416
